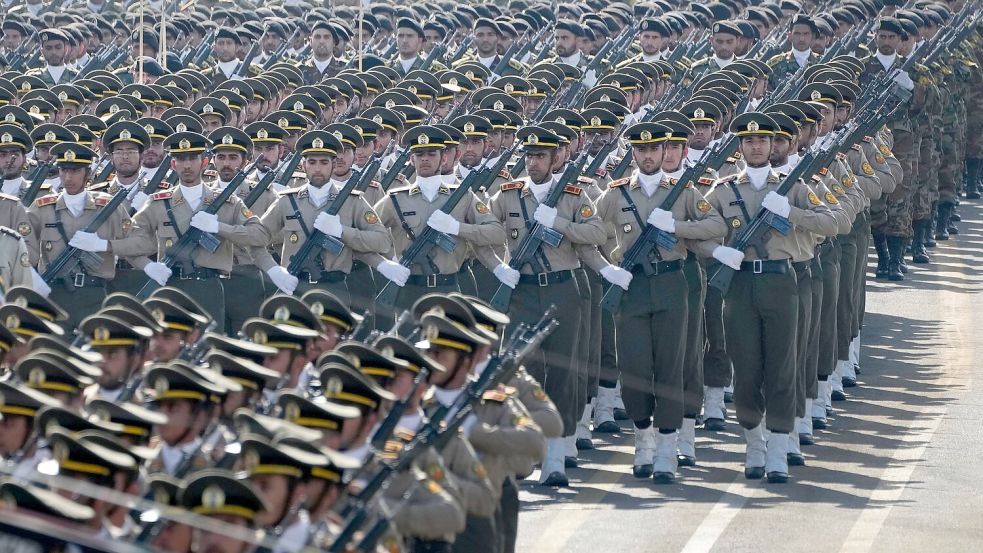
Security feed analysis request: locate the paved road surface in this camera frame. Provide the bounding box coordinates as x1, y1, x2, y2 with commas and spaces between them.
516, 202, 983, 553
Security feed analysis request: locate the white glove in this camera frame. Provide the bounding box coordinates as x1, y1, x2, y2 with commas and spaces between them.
892, 70, 915, 91
68, 231, 108, 252
376, 259, 410, 287
584, 69, 598, 88
31, 268, 51, 298
493, 263, 520, 289
646, 208, 676, 233
461, 413, 479, 436
599, 264, 633, 290
533, 204, 557, 228
266, 266, 299, 295
712, 246, 745, 270
761, 191, 791, 218
190, 211, 219, 233
314, 212, 343, 238
144, 262, 172, 285
426, 210, 460, 236
130, 191, 149, 212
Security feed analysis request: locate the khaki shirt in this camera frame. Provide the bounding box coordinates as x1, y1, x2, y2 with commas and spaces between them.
251, 183, 392, 274
109, 185, 271, 272
27, 191, 136, 279
469, 385, 547, 486
0, 194, 36, 266
697, 169, 839, 261
486, 177, 606, 273
0, 226, 31, 294
844, 143, 879, 207
373, 181, 506, 275
507, 366, 562, 440
592, 173, 727, 266
867, 133, 899, 196
388, 465, 466, 541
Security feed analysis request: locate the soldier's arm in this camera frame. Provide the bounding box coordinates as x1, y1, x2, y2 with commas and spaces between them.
218, 196, 272, 247
391, 469, 466, 539
510, 368, 564, 439
690, 187, 730, 259
469, 396, 546, 461
439, 435, 498, 519
108, 204, 149, 270
812, 178, 853, 235
342, 198, 391, 254
787, 180, 839, 236
459, 193, 507, 247
249, 200, 284, 272
9, 201, 38, 266
25, 204, 43, 267
555, 191, 606, 245
108, 201, 160, 257
676, 186, 728, 240
7, 234, 31, 288
847, 147, 880, 201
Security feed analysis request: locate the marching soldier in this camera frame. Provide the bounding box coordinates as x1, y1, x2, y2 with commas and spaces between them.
0, 225, 31, 295
27, 29, 78, 86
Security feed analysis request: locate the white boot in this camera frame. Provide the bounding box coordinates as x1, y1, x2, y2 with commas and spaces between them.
765, 431, 790, 483
539, 438, 568, 486
743, 424, 767, 479
575, 401, 594, 450
593, 386, 620, 433
563, 434, 578, 468
613, 380, 628, 420
632, 425, 657, 478
787, 420, 805, 466
798, 399, 815, 444
677, 418, 697, 466
830, 361, 846, 400
849, 335, 861, 373
840, 357, 857, 387
703, 387, 726, 430
652, 430, 679, 483
812, 381, 829, 429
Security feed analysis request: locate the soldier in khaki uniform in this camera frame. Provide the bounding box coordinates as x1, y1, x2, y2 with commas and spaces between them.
106, 131, 271, 332
486, 126, 606, 487
0, 125, 41, 268
696, 113, 838, 484
251, 130, 391, 303
28, 142, 136, 330
590, 122, 726, 482
0, 226, 31, 296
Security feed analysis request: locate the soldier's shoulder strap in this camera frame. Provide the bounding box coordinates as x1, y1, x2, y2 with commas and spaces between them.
0, 192, 18, 202
500, 180, 524, 192
609, 177, 630, 188
563, 184, 583, 195
151, 190, 173, 201
388, 183, 415, 195
36, 194, 58, 207
765, 52, 788, 67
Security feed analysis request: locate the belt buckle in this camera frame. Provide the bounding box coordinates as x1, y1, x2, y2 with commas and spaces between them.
73, 273, 85, 288
753, 259, 763, 274
537, 272, 548, 287
426, 274, 437, 288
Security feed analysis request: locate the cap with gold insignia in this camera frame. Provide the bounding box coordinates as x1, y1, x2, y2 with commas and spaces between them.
273, 435, 361, 483
373, 334, 447, 376
244, 121, 285, 145
0, 123, 32, 151
85, 398, 168, 442
413, 294, 496, 345
35, 405, 123, 437
0, 304, 63, 338
190, 97, 233, 125
0, 105, 41, 131
50, 142, 96, 166
146, 474, 181, 508
401, 125, 451, 152
336, 341, 411, 385
0, 481, 95, 523
766, 112, 800, 140
360, 107, 404, 134
27, 334, 102, 365
241, 317, 319, 351
299, 289, 361, 334
0, 381, 62, 421
317, 363, 395, 413
232, 408, 325, 443
239, 433, 329, 480
142, 298, 208, 333
144, 362, 227, 405
203, 350, 280, 393
451, 293, 511, 333
475, 91, 523, 114
796, 82, 842, 107
29, 123, 74, 147
210, 90, 246, 114
275, 390, 361, 432
14, 353, 96, 397
344, 117, 383, 141
260, 295, 322, 334
76, 430, 158, 465
180, 469, 266, 522
208, 126, 252, 154
78, 314, 153, 348
516, 125, 562, 150
103, 120, 150, 150
203, 333, 278, 365
580, 107, 621, 131
133, 118, 172, 143
323, 123, 365, 149
390, 104, 429, 128
654, 111, 696, 141
46, 426, 137, 480
164, 114, 204, 135
730, 112, 779, 136
449, 114, 493, 139
296, 130, 343, 158
164, 130, 211, 155
279, 93, 323, 121
679, 99, 723, 124
0, 324, 22, 354
624, 121, 674, 146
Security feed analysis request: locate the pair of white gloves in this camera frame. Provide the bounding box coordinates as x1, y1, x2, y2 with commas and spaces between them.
265, 213, 348, 295
490, 204, 559, 289
711, 191, 791, 269
67, 231, 174, 287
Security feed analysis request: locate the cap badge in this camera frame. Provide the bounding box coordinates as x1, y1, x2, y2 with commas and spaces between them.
372, 114, 383, 125
694, 108, 705, 118
325, 376, 343, 395
179, 139, 191, 150
810, 90, 822, 101
132, 91, 141, 100
464, 122, 475, 133
93, 326, 111, 342
527, 134, 538, 145
176, 123, 188, 132
202, 486, 225, 510
109, 104, 119, 114
504, 83, 514, 94
278, 118, 289, 129
747, 120, 760, 132
253, 330, 268, 344
385, 99, 395, 109
120, 129, 132, 141
408, 85, 417, 94
310, 302, 324, 317
57, 91, 67, 101
493, 100, 504, 110
222, 134, 233, 145
28, 367, 45, 386
600, 94, 610, 102
44, 131, 55, 142
640, 130, 652, 141
284, 401, 301, 421
257, 129, 269, 139
353, 125, 363, 135
293, 101, 304, 111
332, 130, 343, 142
154, 377, 169, 396
3, 114, 14, 123
423, 323, 439, 342
590, 116, 602, 127
64, 150, 76, 162
273, 305, 290, 322
448, 77, 458, 86
28, 106, 39, 115
312, 137, 324, 149
418, 134, 429, 145
202, 104, 214, 114
20, 82, 30, 92
220, 96, 230, 106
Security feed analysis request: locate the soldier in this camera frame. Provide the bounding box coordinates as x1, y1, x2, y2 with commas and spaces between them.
27, 29, 78, 86
767, 15, 821, 90
453, 18, 525, 78
204, 27, 251, 87
106, 131, 271, 331
0, 382, 61, 469
77, 313, 152, 402
0, 225, 31, 296
178, 470, 268, 553
687, 21, 743, 83
301, 21, 348, 85
392, 18, 446, 78
697, 112, 838, 483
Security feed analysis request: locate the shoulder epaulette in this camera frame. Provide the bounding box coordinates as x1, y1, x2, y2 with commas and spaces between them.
725, 156, 740, 164
89, 181, 109, 191
697, 176, 714, 185
368, 180, 380, 188
0, 192, 17, 201
93, 195, 110, 207
863, 135, 873, 142
387, 184, 414, 195
563, 184, 582, 195
577, 175, 593, 185
595, 167, 607, 178
499, 169, 511, 179
851, 143, 862, 150
482, 390, 508, 403
609, 177, 630, 188
280, 186, 303, 195
151, 191, 173, 201
717, 174, 739, 184
500, 180, 524, 192
812, 174, 823, 183
835, 152, 847, 160
36, 194, 58, 207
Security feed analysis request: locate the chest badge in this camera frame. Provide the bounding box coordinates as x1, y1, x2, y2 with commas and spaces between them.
289, 232, 299, 243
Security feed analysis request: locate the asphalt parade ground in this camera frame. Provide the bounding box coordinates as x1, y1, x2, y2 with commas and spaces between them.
516, 201, 983, 553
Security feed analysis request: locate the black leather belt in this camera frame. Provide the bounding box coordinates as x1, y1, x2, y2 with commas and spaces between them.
62, 274, 106, 288
115, 259, 134, 271
297, 270, 347, 284
406, 273, 459, 287
816, 239, 835, 256
738, 259, 792, 274
175, 267, 230, 280
792, 260, 812, 273
630, 259, 684, 276
518, 269, 575, 286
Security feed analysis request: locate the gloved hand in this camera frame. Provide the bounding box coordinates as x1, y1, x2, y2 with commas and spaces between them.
646, 208, 676, 232
892, 70, 915, 91
584, 69, 598, 88
130, 192, 149, 213
144, 262, 172, 285
461, 413, 479, 436
493, 263, 520, 288
190, 211, 219, 233
600, 264, 633, 290
761, 191, 791, 218
377, 259, 410, 286
427, 210, 461, 235
68, 231, 108, 252
533, 204, 557, 228
314, 213, 343, 237
712, 246, 745, 270
31, 268, 51, 298
266, 266, 299, 295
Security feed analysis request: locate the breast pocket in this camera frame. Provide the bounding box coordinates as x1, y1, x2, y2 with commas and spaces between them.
505, 215, 527, 242
719, 204, 746, 233
157, 226, 179, 253
615, 210, 639, 236
282, 218, 305, 248
40, 226, 64, 257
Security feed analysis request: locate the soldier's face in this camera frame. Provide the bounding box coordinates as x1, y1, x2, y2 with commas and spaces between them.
157, 399, 200, 445
111, 143, 142, 178
750, 20, 768, 39
213, 37, 238, 63
475, 28, 499, 57
2, 30, 22, 51
202, 115, 224, 133
551, 144, 570, 172
95, 346, 138, 390
424, 30, 443, 52
261, 32, 281, 55
302, 154, 335, 186
311, 29, 336, 60
193, 515, 252, 553
875, 31, 900, 55
739, 135, 773, 168
143, 139, 165, 168
150, 330, 186, 362
634, 143, 665, 175
253, 143, 280, 172
353, 140, 374, 168
818, 104, 836, 135
250, 474, 296, 527
640, 31, 665, 55
396, 29, 422, 57
42, 39, 67, 66
554, 29, 578, 57
0, 415, 30, 456
332, 147, 355, 177
690, 122, 715, 150
484, 129, 504, 154
58, 166, 89, 194
584, 130, 613, 156
172, 153, 207, 185
459, 137, 485, 167
769, 136, 793, 166
212, 150, 246, 182
710, 32, 737, 60
789, 24, 816, 52
0, 147, 25, 179
526, 149, 556, 184
152, 522, 192, 553
411, 149, 442, 178
662, 142, 687, 173
439, 145, 459, 173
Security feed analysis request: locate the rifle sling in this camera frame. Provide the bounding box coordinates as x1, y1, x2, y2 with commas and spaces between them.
391, 194, 441, 275
518, 193, 553, 273
618, 184, 662, 263
52, 208, 84, 275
